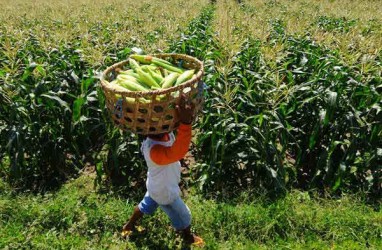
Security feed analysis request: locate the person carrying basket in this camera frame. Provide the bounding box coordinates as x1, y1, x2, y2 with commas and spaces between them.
121, 95, 205, 247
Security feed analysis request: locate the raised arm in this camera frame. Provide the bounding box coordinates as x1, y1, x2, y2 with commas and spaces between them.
150, 95, 195, 165
150, 124, 192, 165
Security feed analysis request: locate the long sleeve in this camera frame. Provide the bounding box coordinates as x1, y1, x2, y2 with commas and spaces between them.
150, 124, 192, 165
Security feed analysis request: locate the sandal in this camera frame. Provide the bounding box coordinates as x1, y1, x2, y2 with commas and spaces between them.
121, 229, 133, 238
191, 235, 205, 248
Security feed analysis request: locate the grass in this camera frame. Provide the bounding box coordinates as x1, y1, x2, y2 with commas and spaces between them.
1, 174, 381, 249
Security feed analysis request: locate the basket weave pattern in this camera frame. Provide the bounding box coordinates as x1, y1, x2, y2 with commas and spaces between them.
100, 54, 204, 135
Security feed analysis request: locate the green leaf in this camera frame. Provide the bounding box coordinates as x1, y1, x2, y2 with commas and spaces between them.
332, 176, 341, 191
73, 97, 85, 122
41, 94, 71, 111
34, 65, 46, 77
96, 161, 103, 175
71, 71, 80, 84
327, 90, 337, 108
22, 69, 31, 81
309, 126, 320, 149
81, 78, 95, 93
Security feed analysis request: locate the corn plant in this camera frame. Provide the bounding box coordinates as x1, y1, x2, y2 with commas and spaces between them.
1, 0, 380, 200
275, 36, 381, 198
315, 16, 357, 33
195, 38, 291, 197
0, 34, 87, 189
168, 5, 381, 199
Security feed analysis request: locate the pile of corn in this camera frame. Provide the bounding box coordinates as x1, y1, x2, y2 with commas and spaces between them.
110, 55, 196, 92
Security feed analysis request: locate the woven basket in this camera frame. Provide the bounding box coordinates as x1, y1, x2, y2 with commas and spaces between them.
100, 53, 204, 135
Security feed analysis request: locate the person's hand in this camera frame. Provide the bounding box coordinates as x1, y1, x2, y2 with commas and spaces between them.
176, 95, 195, 125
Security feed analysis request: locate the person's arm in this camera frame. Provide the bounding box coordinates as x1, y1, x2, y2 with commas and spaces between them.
150, 95, 195, 166
150, 123, 192, 165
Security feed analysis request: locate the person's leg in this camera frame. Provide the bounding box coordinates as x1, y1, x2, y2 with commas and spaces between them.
160, 197, 204, 246
122, 192, 158, 235
160, 196, 191, 231
122, 206, 143, 233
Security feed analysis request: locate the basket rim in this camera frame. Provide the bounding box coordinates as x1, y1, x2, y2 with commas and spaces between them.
100, 53, 204, 97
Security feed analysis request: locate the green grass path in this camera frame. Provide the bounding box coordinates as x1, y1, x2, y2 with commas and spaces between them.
1, 174, 381, 249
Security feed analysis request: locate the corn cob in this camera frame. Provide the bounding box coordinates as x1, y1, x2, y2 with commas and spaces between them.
158, 67, 169, 77
175, 69, 195, 85
151, 58, 184, 73
119, 69, 140, 79
128, 58, 140, 70
117, 74, 139, 83
130, 54, 153, 64
129, 58, 160, 88
137, 68, 160, 88
130, 54, 184, 73
147, 68, 164, 84
161, 72, 179, 89
111, 56, 198, 93
109, 80, 130, 93
125, 97, 151, 104
141, 65, 159, 72
117, 79, 149, 92
130, 55, 172, 66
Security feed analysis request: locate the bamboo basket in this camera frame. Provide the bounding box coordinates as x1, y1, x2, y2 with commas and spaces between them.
100, 54, 204, 135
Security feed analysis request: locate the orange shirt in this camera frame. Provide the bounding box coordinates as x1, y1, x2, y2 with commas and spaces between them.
150, 124, 192, 165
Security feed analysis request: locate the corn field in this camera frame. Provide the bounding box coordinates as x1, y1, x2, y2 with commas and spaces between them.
0, 0, 381, 199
